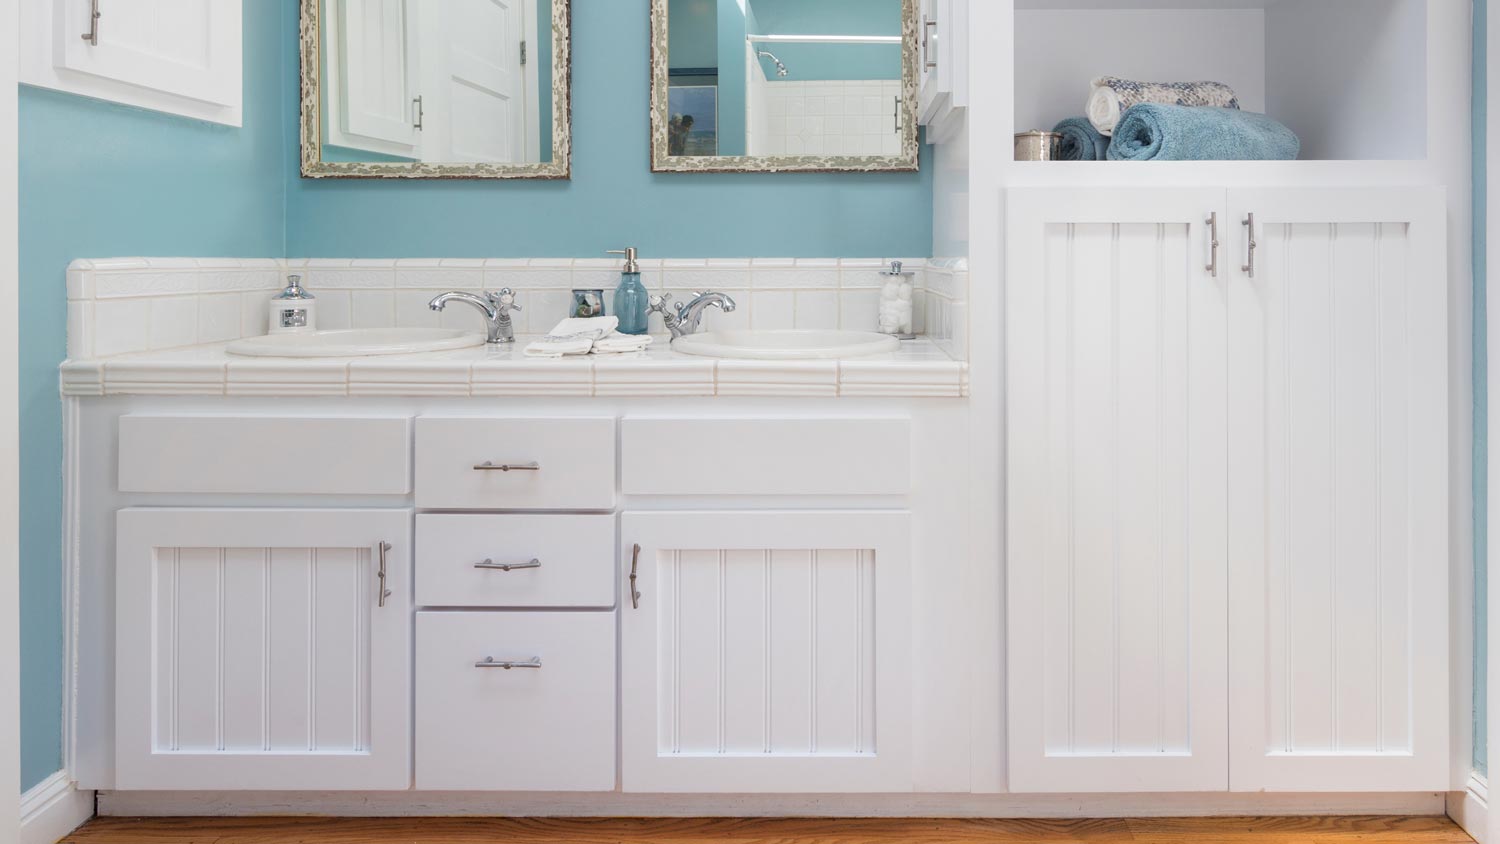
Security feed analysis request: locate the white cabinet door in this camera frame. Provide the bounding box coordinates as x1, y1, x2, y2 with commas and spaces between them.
22, 0, 243, 126
1006, 188, 1229, 792
327, 0, 421, 157
620, 511, 911, 793
115, 508, 412, 790
917, 0, 966, 143
1225, 188, 1449, 792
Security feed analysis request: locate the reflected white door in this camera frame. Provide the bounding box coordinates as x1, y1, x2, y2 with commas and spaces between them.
1225, 188, 1449, 792
418, 0, 529, 163
1006, 187, 1230, 793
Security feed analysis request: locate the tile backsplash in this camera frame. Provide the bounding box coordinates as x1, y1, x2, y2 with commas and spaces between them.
65, 257, 969, 361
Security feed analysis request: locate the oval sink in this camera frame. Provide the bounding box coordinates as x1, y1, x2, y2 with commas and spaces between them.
226, 328, 486, 358
671, 329, 901, 360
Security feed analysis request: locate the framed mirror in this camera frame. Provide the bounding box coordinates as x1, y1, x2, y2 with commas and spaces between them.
300, 0, 571, 179
650, 0, 918, 173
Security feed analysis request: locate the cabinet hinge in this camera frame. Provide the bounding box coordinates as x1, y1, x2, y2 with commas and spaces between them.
521, 40, 527, 66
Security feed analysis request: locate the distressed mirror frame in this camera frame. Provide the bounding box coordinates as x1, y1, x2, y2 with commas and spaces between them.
649, 0, 919, 174
300, 0, 573, 179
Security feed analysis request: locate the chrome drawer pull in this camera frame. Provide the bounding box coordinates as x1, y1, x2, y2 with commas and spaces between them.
377, 541, 392, 608
475, 656, 542, 670
475, 557, 542, 572
473, 461, 541, 472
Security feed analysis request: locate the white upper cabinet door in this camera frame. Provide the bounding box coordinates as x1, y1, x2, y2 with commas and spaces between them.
328, 0, 421, 156
115, 508, 412, 790
917, 0, 966, 142
1006, 188, 1230, 793
620, 511, 912, 793
1225, 188, 1448, 792
22, 0, 243, 126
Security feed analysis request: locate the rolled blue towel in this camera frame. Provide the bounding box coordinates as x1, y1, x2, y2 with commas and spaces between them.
1106, 105, 1299, 161
1052, 117, 1109, 161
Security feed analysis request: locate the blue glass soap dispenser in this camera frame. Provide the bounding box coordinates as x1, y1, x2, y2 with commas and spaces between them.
607, 247, 650, 335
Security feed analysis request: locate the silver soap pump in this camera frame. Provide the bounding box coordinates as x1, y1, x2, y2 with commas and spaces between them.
269, 274, 317, 334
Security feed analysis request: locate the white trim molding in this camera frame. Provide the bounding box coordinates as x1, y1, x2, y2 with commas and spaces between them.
20, 772, 93, 844
1449, 773, 1488, 843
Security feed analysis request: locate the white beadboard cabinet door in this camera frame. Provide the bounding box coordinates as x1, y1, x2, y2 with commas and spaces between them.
1225, 188, 1449, 792
1005, 188, 1230, 792
115, 508, 412, 790
620, 511, 912, 793
22, 0, 243, 126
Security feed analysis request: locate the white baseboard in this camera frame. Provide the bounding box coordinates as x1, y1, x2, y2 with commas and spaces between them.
1448, 773, 1488, 844
21, 771, 93, 844
98, 790, 1447, 819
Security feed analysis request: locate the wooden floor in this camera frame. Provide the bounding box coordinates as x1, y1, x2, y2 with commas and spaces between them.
63, 815, 1474, 844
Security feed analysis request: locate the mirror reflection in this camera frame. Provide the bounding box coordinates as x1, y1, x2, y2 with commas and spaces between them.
656, 0, 915, 171
304, 0, 569, 178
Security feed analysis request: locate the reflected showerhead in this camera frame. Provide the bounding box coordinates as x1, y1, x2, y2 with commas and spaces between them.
756, 50, 789, 77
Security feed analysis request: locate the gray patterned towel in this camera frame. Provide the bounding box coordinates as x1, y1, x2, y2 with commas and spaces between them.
1087, 77, 1240, 136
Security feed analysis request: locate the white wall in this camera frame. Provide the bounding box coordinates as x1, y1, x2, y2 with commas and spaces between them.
1266, 0, 1426, 161
1013, 9, 1267, 133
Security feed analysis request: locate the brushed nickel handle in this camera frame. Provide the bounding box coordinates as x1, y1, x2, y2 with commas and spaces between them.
475, 656, 542, 670
81, 0, 100, 45
377, 541, 392, 608
923, 17, 938, 69
412, 95, 424, 130
629, 543, 641, 609
473, 461, 540, 472
1242, 213, 1258, 278
1206, 212, 1220, 278
893, 96, 901, 134
475, 557, 541, 572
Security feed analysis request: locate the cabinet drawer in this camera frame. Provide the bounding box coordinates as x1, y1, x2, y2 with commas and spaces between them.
415, 417, 615, 510
118, 416, 411, 495
416, 514, 615, 608
415, 611, 616, 791
621, 418, 910, 496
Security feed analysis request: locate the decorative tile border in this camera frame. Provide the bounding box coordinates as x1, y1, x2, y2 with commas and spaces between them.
66, 257, 969, 363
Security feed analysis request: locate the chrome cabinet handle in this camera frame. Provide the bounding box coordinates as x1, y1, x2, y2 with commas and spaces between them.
377, 541, 392, 608
923, 17, 938, 69
81, 0, 100, 45
473, 461, 540, 472
475, 557, 541, 572
1242, 212, 1258, 278
475, 656, 542, 670
629, 543, 641, 609
412, 95, 424, 131
1206, 212, 1220, 278
893, 96, 901, 134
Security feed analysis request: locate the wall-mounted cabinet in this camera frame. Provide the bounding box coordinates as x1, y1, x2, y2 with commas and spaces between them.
1013, 0, 1426, 161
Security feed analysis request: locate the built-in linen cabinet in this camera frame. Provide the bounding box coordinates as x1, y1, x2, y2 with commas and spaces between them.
1005, 186, 1449, 793
114, 508, 412, 791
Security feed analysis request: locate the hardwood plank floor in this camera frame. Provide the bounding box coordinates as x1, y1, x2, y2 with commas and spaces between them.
63, 815, 1474, 844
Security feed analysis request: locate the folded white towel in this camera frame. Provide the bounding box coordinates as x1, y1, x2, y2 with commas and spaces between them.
592, 333, 653, 355
524, 316, 620, 358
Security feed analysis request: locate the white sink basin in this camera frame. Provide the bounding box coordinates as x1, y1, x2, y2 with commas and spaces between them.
226, 328, 486, 358
671, 329, 901, 360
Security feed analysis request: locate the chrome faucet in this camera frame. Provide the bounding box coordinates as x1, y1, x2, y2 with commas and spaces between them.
429, 289, 522, 344
648, 291, 737, 340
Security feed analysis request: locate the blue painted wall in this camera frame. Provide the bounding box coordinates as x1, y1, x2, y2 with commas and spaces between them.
1476, 0, 1489, 777
285, 1, 932, 257
16, 4, 287, 791
715, 0, 749, 156
748, 0, 902, 82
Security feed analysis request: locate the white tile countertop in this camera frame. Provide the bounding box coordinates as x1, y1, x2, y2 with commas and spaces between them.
60, 336, 968, 398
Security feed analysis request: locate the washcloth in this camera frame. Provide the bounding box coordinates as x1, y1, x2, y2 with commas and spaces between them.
1053, 116, 1110, 161
592, 333, 654, 354
524, 316, 620, 358
1087, 77, 1240, 136
1106, 105, 1299, 162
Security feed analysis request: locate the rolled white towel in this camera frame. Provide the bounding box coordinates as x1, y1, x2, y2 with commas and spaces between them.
1087, 77, 1240, 136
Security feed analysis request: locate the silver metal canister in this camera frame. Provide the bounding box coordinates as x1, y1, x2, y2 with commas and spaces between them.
1014, 130, 1062, 161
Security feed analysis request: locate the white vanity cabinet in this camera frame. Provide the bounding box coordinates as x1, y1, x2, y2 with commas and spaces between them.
1005, 186, 1450, 793
114, 508, 412, 791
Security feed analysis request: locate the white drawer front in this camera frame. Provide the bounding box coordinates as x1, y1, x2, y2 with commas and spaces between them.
621, 418, 911, 496
416, 514, 615, 608
119, 416, 411, 495
416, 611, 616, 791
415, 417, 616, 510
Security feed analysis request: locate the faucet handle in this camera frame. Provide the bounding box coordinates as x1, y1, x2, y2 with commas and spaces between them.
491, 288, 521, 313
647, 293, 673, 314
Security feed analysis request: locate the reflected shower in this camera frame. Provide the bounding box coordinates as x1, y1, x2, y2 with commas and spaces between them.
756, 50, 789, 77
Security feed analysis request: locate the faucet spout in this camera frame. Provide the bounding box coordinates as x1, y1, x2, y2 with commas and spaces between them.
429, 289, 521, 344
